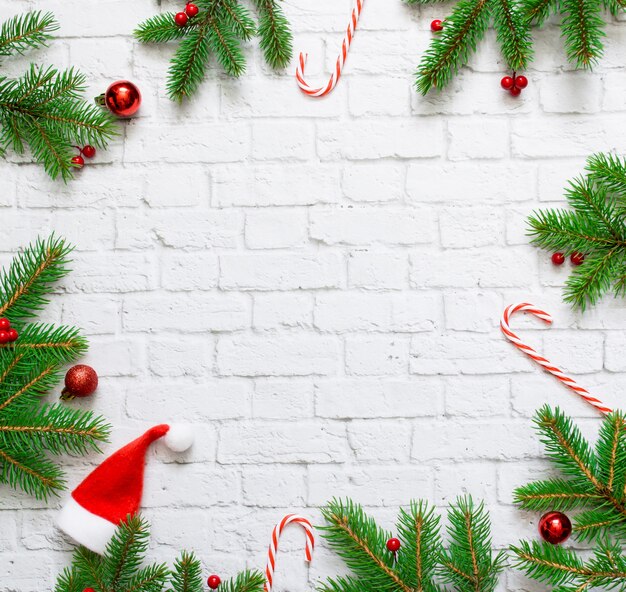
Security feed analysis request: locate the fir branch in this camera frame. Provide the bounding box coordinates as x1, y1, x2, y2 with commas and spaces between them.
251, 0, 293, 69
134, 13, 190, 43
0, 11, 58, 57
217, 571, 265, 592
514, 478, 601, 512
522, 0, 562, 25
491, 0, 534, 70
166, 23, 212, 101
169, 552, 204, 592
561, 0, 605, 68
0, 443, 64, 498
206, 13, 247, 76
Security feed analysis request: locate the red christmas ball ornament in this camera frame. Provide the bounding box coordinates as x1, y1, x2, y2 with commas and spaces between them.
539, 511, 572, 545
207, 575, 221, 589
97, 80, 142, 118
71, 155, 84, 169
515, 75, 528, 89
185, 3, 199, 17
83, 588, 96, 592
0, 318, 9, 331
175, 11, 189, 26
500, 76, 514, 90
0, 331, 9, 344
386, 537, 401, 552
571, 252, 585, 266
430, 19, 444, 32
82, 145, 96, 159
551, 252, 565, 266
61, 365, 98, 400
7, 328, 18, 342
509, 86, 522, 97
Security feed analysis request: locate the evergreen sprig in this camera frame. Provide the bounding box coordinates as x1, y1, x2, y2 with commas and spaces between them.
528, 152, 626, 310
134, 0, 293, 101
55, 516, 265, 592
320, 497, 505, 592
0, 11, 117, 180
408, 0, 533, 94
0, 235, 109, 499
513, 407, 626, 592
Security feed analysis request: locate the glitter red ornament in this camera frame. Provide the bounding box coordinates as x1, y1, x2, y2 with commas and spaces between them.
175, 11, 189, 26
430, 19, 444, 32
185, 3, 199, 17
96, 80, 142, 118
61, 365, 99, 400
571, 252, 585, 266
539, 511, 572, 545
207, 575, 221, 589
552, 252, 565, 265
386, 537, 401, 552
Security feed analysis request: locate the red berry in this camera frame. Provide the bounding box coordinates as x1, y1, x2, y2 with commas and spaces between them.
7, 329, 18, 342
71, 155, 84, 169
175, 11, 189, 26
551, 252, 565, 266
515, 75, 528, 89
510, 86, 522, 97
571, 252, 585, 266
207, 575, 221, 589
185, 3, 199, 17
82, 145, 96, 158
83, 589, 96, 592
386, 538, 401, 552
0, 331, 9, 344
430, 19, 444, 32
0, 318, 9, 331
500, 76, 514, 90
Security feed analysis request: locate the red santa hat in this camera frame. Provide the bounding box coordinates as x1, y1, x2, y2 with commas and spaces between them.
57, 424, 194, 554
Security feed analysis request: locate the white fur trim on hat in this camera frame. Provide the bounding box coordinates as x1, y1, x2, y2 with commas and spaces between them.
57, 496, 117, 555
162, 424, 194, 452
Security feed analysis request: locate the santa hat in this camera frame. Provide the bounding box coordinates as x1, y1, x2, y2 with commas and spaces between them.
58, 424, 194, 554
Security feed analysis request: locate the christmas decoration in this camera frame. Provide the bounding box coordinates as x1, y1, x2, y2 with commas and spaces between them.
570, 251, 585, 266
295, 0, 364, 98
186, 4, 200, 18
538, 511, 572, 545
431, 19, 444, 31
0, 11, 116, 180
71, 155, 84, 169
513, 407, 626, 589
0, 235, 109, 500
175, 12, 189, 27
551, 252, 566, 265
54, 516, 266, 592
501, 302, 612, 416
96, 80, 142, 118
263, 514, 314, 592
386, 537, 401, 552
522, 0, 625, 69
528, 153, 626, 309
134, 1, 293, 101
406, 0, 532, 94
81, 145, 96, 159
58, 424, 194, 554
61, 365, 98, 400
320, 496, 505, 592
207, 575, 221, 589
501, 72, 528, 95
0, 317, 18, 344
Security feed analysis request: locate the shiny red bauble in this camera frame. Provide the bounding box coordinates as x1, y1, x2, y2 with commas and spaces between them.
0, 331, 9, 344
82, 145, 96, 158
515, 75, 528, 89
99, 80, 142, 118
500, 76, 514, 90
539, 511, 572, 545
185, 3, 199, 17
175, 11, 189, 26
7, 329, 18, 342
386, 537, 401, 552
571, 252, 585, 266
207, 575, 221, 589
83, 588, 96, 592
61, 365, 98, 400
0, 318, 9, 331
430, 19, 444, 32
71, 155, 84, 169
509, 86, 522, 97
552, 252, 565, 265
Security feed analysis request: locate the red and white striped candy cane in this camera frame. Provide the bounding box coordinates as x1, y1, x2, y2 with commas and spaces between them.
296, 0, 364, 97
501, 302, 612, 416
264, 514, 315, 592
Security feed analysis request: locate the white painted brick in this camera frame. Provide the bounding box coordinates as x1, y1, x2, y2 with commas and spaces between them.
447, 119, 510, 160
160, 251, 219, 291
252, 121, 315, 161
245, 208, 308, 249
440, 206, 503, 248
253, 292, 313, 329
348, 251, 409, 289
540, 73, 603, 113
342, 162, 406, 203
252, 379, 315, 419
347, 421, 413, 462
345, 335, 409, 376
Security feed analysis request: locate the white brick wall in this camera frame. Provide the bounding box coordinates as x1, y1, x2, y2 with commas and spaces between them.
1, 0, 626, 590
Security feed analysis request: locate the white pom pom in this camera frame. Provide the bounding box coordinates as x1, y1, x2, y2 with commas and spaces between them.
163, 424, 194, 452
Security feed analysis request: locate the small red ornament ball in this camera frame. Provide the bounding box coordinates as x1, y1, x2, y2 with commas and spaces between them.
386, 538, 401, 552
83, 588, 96, 592
61, 365, 98, 400
175, 11, 189, 26
509, 86, 522, 97
185, 3, 199, 17
500, 76, 514, 90
71, 155, 84, 169
0, 331, 8, 344
430, 19, 444, 32
552, 252, 565, 266
515, 75, 528, 89
207, 575, 221, 589
7, 328, 18, 342
82, 145, 96, 159
0, 318, 9, 331
100, 80, 142, 118
539, 511, 572, 545
571, 252, 585, 266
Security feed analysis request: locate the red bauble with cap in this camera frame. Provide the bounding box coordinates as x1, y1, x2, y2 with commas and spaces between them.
97, 80, 142, 118
539, 511, 572, 545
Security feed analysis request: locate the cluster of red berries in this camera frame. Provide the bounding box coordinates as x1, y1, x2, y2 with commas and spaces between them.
500, 72, 528, 96
0, 318, 18, 344
207, 575, 221, 589
175, 3, 199, 26
71, 145, 96, 169
430, 19, 444, 32
552, 252, 585, 266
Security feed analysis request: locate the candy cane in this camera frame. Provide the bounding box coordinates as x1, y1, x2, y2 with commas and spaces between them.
264, 514, 315, 592
501, 302, 612, 416
296, 0, 364, 97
